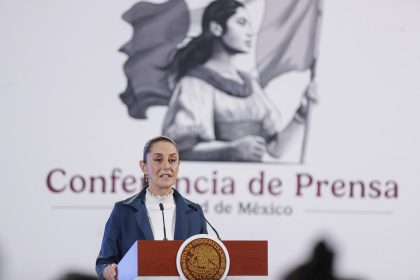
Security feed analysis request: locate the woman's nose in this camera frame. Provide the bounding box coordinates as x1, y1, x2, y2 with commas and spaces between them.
162, 160, 170, 169
246, 24, 253, 37
246, 29, 253, 39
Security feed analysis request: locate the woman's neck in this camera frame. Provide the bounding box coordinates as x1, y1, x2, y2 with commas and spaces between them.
204, 55, 243, 83
147, 185, 172, 197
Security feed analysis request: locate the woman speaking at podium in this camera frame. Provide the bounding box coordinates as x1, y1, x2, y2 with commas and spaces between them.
95, 136, 207, 280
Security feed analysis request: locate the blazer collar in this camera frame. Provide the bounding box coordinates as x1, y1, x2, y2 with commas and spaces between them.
123, 188, 192, 240
173, 189, 191, 240
123, 188, 154, 240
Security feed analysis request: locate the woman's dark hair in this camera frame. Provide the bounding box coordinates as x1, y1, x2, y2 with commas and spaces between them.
142, 135, 178, 162
167, 0, 244, 81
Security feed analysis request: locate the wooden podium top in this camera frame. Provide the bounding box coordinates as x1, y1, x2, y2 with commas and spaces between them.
118, 240, 268, 279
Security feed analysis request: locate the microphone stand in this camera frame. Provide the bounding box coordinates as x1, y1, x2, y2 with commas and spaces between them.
159, 203, 168, 241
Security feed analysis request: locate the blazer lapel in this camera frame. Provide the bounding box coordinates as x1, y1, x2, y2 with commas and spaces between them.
135, 204, 154, 240
174, 190, 189, 240
127, 189, 154, 240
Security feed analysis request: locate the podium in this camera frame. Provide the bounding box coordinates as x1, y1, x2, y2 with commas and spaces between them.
118, 240, 268, 280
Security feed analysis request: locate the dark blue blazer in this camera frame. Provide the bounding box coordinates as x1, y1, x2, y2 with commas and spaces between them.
95, 188, 207, 279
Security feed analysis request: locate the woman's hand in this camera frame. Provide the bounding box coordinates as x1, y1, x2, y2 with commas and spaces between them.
294, 81, 318, 123
305, 80, 318, 103
229, 135, 266, 161
103, 263, 118, 280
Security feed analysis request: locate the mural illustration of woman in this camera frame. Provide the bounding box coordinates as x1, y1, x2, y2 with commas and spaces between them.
162, 0, 315, 162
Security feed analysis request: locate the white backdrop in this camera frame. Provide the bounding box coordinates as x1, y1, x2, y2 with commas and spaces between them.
1, 0, 420, 280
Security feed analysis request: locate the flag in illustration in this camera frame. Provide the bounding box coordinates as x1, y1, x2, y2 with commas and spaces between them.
119, 0, 323, 119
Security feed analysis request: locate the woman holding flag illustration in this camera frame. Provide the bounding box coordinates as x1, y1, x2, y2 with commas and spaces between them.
162, 0, 316, 162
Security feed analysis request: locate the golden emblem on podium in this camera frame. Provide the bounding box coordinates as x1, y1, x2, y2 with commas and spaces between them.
177, 234, 230, 280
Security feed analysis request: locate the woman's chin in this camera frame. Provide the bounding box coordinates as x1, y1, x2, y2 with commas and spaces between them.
156, 181, 175, 190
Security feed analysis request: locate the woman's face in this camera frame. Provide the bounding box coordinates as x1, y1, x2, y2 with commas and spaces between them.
221, 7, 253, 54
140, 141, 179, 195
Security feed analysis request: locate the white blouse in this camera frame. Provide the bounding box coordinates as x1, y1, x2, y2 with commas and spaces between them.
145, 188, 176, 240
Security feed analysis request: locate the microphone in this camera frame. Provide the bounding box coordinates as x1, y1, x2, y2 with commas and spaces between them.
188, 204, 221, 240
159, 203, 168, 240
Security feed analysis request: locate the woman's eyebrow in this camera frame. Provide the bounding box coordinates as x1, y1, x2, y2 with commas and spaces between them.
152, 152, 178, 157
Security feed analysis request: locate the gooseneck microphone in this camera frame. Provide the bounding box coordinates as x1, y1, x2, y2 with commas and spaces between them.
159, 203, 168, 240
188, 204, 221, 240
